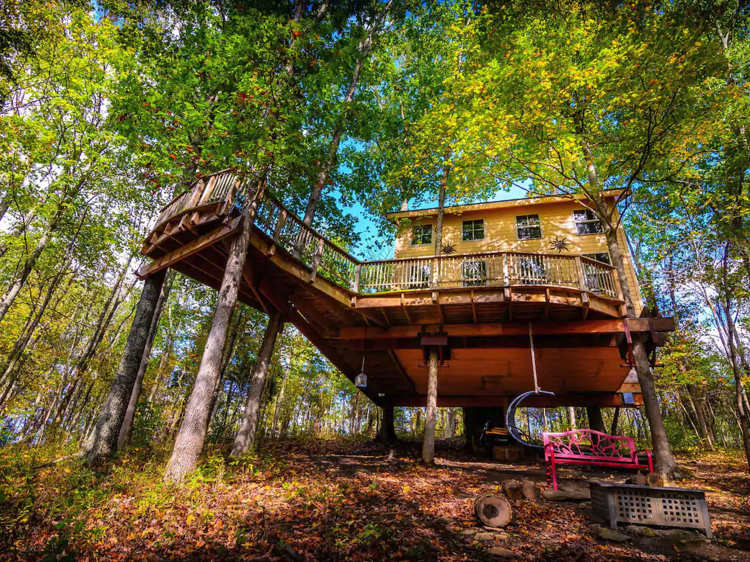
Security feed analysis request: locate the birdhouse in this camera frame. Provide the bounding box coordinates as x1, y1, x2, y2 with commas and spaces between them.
355, 373, 367, 388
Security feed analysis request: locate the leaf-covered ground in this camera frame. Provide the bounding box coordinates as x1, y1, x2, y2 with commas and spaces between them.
0, 439, 748, 561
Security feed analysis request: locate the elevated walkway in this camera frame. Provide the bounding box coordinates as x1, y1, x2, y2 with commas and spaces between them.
138, 171, 673, 408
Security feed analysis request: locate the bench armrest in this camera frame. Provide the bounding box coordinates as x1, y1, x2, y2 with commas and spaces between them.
634, 449, 654, 473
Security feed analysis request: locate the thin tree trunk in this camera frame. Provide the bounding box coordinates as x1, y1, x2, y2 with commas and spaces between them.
164, 182, 262, 483
117, 270, 174, 450
302, 0, 394, 226
568, 407, 577, 429
422, 347, 439, 464
231, 311, 283, 456
0, 207, 63, 325
725, 303, 750, 471
271, 373, 288, 438
83, 268, 168, 465
603, 225, 679, 478
586, 405, 606, 433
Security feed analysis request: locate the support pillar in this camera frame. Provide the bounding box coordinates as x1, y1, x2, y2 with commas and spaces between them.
83, 268, 167, 465
422, 347, 439, 464
231, 311, 283, 457
586, 405, 606, 433
377, 405, 397, 442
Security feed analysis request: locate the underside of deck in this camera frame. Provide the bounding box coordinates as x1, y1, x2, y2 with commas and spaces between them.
138, 175, 673, 409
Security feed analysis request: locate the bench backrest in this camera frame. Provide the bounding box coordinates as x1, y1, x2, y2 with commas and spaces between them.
542, 429, 636, 462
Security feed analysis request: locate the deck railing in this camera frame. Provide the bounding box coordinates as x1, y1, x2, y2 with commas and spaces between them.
154, 170, 621, 300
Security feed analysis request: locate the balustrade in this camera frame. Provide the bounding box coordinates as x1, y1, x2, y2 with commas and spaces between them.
153, 170, 621, 300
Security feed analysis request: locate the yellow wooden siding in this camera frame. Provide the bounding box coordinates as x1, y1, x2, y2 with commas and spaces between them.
394, 199, 643, 313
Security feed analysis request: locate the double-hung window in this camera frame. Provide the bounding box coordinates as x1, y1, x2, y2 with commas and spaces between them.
573, 210, 603, 235
583, 252, 611, 265
516, 214, 542, 240
410, 224, 432, 245
462, 219, 485, 241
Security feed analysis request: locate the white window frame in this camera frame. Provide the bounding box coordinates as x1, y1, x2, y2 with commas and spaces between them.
462, 219, 485, 242
573, 210, 603, 235
516, 214, 542, 240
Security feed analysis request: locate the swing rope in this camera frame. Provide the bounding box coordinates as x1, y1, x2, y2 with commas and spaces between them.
529, 322, 539, 394
504, 322, 554, 449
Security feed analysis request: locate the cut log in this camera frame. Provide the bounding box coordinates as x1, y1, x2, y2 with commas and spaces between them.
474, 495, 513, 527
503, 480, 524, 500
522, 480, 541, 500
633, 471, 648, 486
646, 473, 664, 487
541, 489, 590, 502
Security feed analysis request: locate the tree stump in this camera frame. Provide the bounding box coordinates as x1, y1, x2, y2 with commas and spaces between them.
522, 480, 541, 500
503, 480, 524, 500
474, 495, 513, 527
647, 473, 664, 487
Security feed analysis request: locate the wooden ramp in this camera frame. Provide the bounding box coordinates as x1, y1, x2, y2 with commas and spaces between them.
138, 171, 673, 409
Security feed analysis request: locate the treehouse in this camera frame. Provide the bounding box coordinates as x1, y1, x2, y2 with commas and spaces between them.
138, 171, 673, 431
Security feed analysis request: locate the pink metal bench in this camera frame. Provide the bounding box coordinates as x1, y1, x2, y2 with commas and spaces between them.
543, 429, 653, 490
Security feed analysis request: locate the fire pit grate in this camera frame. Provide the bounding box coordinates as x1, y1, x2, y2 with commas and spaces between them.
590, 482, 712, 538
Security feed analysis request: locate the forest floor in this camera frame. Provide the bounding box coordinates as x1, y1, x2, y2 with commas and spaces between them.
0, 438, 748, 561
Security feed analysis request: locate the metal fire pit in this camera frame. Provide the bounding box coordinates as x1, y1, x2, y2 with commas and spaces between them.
590, 482, 712, 538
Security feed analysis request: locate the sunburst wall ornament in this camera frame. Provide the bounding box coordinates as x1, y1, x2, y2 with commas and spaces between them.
441, 242, 457, 255
550, 237, 570, 253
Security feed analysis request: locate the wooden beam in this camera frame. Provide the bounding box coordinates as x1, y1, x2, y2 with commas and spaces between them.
137, 217, 241, 279
387, 350, 417, 393
241, 263, 270, 314
386, 393, 643, 408
349, 334, 623, 350
470, 290, 478, 323
336, 318, 675, 340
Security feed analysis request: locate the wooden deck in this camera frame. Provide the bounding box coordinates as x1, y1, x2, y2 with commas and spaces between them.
138, 171, 673, 408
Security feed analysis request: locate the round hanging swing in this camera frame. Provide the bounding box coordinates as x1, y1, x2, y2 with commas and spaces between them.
504, 323, 554, 449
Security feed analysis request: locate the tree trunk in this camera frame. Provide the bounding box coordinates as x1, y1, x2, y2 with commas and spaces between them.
82, 268, 167, 465
231, 311, 283, 457
0, 207, 63, 325
271, 372, 288, 438
602, 224, 679, 478
586, 405, 606, 433
164, 184, 262, 483
568, 407, 577, 429
422, 347, 439, 465
687, 384, 714, 449
610, 407, 621, 435
301, 0, 394, 226
725, 304, 750, 471
377, 405, 397, 442
117, 270, 174, 450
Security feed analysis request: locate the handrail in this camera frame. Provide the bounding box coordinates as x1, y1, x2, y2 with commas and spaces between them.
151, 170, 623, 300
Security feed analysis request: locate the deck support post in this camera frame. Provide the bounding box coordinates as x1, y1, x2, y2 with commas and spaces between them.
83, 268, 168, 465
422, 347, 439, 465
377, 405, 397, 442
231, 311, 284, 457
586, 404, 606, 433
164, 181, 264, 483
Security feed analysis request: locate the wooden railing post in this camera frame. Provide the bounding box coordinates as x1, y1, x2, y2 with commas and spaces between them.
431, 256, 440, 289
309, 237, 325, 283
273, 210, 287, 243
502, 253, 510, 286
353, 263, 362, 293
575, 256, 588, 292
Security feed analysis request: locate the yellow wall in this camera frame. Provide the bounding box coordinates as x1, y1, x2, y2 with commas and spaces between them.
393, 198, 643, 312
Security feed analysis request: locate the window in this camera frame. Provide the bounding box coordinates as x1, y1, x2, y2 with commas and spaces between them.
462, 260, 487, 287
516, 214, 542, 240
462, 219, 485, 241
583, 252, 611, 265
410, 224, 432, 245
574, 209, 603, 235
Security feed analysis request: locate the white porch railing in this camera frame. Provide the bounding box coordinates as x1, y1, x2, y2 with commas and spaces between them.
153, 170, 621, 300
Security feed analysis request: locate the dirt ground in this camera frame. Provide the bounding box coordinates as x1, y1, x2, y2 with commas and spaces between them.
1, 438, 748, 561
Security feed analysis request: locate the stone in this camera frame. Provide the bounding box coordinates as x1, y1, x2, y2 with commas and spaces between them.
460, 528, 479, 536
474, 532, 498, 541
488, 546, 519, 558
635, 526, 657, 538
434, 516, 455, 526
597, 528, 630, 542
